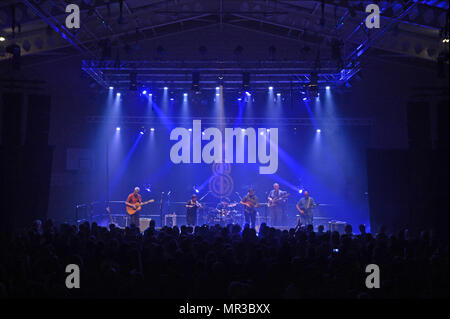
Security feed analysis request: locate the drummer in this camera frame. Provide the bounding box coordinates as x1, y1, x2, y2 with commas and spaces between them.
216, 198, 230, 213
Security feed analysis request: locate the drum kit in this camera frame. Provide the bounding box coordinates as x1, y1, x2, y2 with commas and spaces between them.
207, 202, 245, 226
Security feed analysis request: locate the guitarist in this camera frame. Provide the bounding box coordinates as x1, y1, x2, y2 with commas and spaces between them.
268, 183, 288, 227
240, 188, 258, 229
296, 191, 316, 226
126, 187, 142, 228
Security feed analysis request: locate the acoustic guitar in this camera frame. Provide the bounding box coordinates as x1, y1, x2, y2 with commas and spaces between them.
126, 199, 155, 215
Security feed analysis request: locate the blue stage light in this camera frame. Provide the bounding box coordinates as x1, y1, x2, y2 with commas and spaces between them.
142, 90, 147, 95
237, 98, 242, 101
116, 127, 120, 131
150, 128, 155, 132
276, 93, 281, 97
183, 93, 188, 97
109, 86, 114, 90
316, 129, 321, 133
164, 87, 168, 90
326, 86, 330, 90
140, 130, 145, 135
302, 97, 307, 101
116, 92, 121, 96
170, 97, 174, 101
245, 91, 251, 96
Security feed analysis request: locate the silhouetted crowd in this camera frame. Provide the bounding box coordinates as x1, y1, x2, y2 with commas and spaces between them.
0, 220, 448, 298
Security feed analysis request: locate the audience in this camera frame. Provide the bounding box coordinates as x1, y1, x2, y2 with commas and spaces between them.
0, 220, 447, 298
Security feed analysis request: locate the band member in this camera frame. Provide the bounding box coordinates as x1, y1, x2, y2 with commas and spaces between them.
240, 188, 258, 229
296, 191, 317, 226
216, 198, 230, 213
126, 187, 142, 228
268, 183, 288, 226
185, 194, 202, 226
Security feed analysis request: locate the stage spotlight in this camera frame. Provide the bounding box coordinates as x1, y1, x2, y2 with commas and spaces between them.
142, 90, 147, 95
237, 98, 242, 101
298, 189, 303, 194
188, 128, 192, 132
116, 92, 121, 97
183, 93, 188, 97
216, 93, 220, 96
150, 128, 155, 132
139, 129, 145, 135
192, 72, 200, 93
216, 86, 220, 90
267, 129, 270, 132
109, 86, 114, 90
302, 97, 307, 101
164, 86, 168, 90
241, 128, 246, 132
129, 72, 137, 91
170, 97, 174, 101
268, 86, 273, 90
149, 93, 152, 96
0, 36, 5, 42
316, 129, 321, 133
260, 131, 264, 135
245, 91, 251, 96
325, 86, 330, 90
242, 72, 250, 91
116, 127, 121, 131
217, 74, 224, 86
193, 186, 200, 193
276, 93, 281, 97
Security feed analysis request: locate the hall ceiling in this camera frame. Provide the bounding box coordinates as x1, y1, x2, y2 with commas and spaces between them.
0, 0, 448, 63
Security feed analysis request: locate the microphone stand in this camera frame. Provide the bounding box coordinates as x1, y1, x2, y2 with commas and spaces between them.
160, 192, 164, 227
199, 191, 210, 201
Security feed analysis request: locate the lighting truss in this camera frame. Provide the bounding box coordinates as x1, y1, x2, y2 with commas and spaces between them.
82, 60, 357, 91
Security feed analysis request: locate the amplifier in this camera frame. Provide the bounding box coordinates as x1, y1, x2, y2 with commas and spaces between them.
328, 220, 348, 234
164, 213, 186, 227
139, 218, 152, 232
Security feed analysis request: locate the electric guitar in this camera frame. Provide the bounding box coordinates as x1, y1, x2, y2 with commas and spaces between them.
241, 201, 268, 208
126, 199, 155, 215
268, 193, 290, 207
298, 202, 319, 215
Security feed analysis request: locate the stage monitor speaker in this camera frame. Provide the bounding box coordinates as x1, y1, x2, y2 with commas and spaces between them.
328, 221, 348, 234
26, 94, 51, 146
139, 218, 152, 232
407, 100, 431, 149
